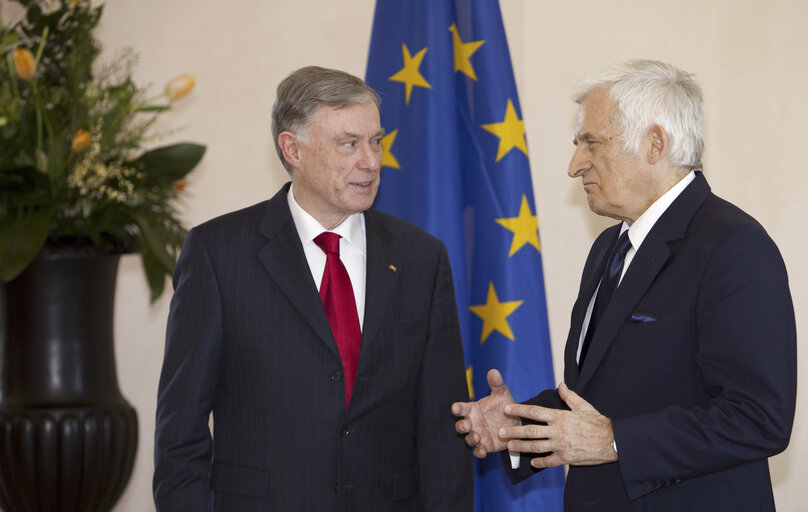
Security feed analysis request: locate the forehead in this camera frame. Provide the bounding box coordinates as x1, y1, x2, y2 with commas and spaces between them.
576, 87, 615, 133
308, 102, 381, 134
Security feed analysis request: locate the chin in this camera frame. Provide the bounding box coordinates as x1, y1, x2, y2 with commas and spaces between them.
360, 199, 376, 212
586, 197, 601, 214
348, 196, 376, 213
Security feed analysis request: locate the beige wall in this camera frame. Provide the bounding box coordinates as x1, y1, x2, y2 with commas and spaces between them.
8, 0, 804, 509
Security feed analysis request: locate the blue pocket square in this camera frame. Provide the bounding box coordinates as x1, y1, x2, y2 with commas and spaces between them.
630, 312, 657, 323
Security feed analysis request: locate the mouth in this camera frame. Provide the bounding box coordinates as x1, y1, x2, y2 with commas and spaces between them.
349, 180, 376, 191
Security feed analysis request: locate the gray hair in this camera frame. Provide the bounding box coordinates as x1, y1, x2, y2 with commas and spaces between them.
573, 60, 704, 169
271, 66, 381, 172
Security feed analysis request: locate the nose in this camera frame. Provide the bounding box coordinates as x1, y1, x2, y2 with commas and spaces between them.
568, 146, 591, 178
359, 141, 381, 172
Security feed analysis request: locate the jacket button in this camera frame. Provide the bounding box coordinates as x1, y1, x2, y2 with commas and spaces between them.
330, 370, 343, 382
340, 426, 350, 437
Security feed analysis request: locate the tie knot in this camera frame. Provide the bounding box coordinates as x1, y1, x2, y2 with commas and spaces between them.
314, 232, 341, 256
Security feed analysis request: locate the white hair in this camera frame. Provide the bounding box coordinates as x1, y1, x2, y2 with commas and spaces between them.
573, 60, 704, 169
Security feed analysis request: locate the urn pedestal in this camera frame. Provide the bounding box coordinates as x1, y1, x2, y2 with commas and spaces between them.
0, 245, 138, 512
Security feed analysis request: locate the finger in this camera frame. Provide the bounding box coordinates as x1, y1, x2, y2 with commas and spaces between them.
486, 368, 504, 390
455, 418, 473, 434
558, 382, 595, 412
473, 446, 488, 459
455, 418, 475, 434
530, 453, 563, 469
451, 401, 471, 417
498, 423, 549, 440
507, 438, 552, 454
463, 431, 480, 447
503, 403, 555, 423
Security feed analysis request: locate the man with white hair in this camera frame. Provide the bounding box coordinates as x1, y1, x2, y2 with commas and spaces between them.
452, 59, 796, 511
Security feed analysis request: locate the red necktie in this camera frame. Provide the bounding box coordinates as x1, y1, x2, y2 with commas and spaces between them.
314, 232, 361, 405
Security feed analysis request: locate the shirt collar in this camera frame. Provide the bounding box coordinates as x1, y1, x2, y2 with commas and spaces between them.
287, 183, 365, 253
622, 170, 696, 249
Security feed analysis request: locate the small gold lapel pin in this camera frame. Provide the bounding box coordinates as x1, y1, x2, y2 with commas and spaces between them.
388, 264, 397, 272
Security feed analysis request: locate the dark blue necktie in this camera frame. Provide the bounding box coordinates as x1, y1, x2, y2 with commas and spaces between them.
579, 231, 632, 369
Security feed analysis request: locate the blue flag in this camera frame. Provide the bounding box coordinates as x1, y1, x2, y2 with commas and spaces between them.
366, 1, 565, 510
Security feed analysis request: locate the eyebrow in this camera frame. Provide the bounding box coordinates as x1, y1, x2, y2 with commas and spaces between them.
339, 129, 386, 139
573, 132, 594, 145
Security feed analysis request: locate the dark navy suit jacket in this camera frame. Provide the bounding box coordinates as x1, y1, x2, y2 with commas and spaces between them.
508, 173, 796, 511
154, 183, 473, 511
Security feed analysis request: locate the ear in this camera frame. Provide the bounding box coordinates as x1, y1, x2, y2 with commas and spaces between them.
647, 125, 667, 164
278, 131, 303, 169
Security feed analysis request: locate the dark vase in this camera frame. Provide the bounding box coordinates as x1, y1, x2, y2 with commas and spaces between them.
0, 243, 138, 512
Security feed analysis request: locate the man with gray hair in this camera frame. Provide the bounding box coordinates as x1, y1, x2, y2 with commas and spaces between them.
452, 59, 796, 511
154, 66, 473, 511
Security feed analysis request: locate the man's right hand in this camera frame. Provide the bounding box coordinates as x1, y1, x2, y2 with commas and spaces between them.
451, 369, 519, 458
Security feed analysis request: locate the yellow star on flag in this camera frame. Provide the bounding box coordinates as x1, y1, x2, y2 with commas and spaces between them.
448, 23, 484, 81
466, 366, 474, 399
381, 129, 400, 169
388, 43, 431, 106
481, 98, 528, 162
469, 282, 523, 343
496, 195, 540, 256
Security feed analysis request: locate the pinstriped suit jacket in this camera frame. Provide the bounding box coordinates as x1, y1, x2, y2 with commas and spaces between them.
154, 183, 473, 511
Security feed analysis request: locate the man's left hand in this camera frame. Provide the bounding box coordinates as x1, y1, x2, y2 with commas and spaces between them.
498, 382, 618, 468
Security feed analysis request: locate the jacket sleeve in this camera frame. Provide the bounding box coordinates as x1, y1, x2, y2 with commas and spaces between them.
613, 225, 797, 500
416, 242, 474, 510
153, 228, 223, 511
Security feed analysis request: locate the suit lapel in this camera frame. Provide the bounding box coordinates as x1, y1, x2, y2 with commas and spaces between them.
575, 173, 712, 391
256, 183, 339, 358
359, 210, 399, 357
564, 225, 621, 388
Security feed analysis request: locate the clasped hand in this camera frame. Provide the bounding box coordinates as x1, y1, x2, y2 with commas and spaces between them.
451, 369, 618, 469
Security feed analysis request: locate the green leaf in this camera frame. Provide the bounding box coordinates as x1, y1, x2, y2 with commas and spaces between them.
134, 105, 170, 113
141, 245, 166, 302
133, 213, 174, 273
134, 142, 206, 185
134, 213, 176, 302
0, 206, 53, 282
106, 79, 135, 100
46, 126, 68, 185
1, 33, 20, 52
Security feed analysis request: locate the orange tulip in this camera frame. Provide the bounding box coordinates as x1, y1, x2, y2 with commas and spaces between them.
13, 48, 36, 81
165, 74, 195, 100
71, 130, 91, 152
173, 179, 186, 192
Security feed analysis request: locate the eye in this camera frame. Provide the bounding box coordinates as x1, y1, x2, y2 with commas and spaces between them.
343, 140, 358, 148
586, 140, 598, 148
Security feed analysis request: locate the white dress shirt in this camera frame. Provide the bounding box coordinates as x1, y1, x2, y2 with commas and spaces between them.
287, 185, 367, 329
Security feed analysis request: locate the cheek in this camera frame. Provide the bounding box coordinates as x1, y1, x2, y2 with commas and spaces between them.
595, 168, 623, 204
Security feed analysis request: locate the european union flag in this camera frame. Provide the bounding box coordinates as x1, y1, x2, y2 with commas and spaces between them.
366, 1, 565, 510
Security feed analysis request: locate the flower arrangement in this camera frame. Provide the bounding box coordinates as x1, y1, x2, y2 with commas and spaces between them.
0, 0, 205, 301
